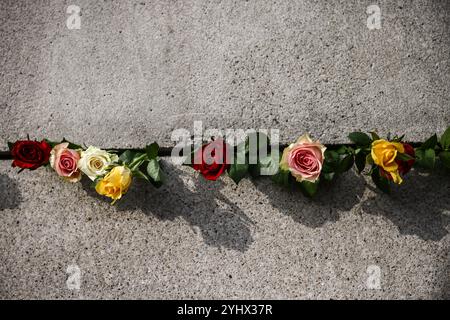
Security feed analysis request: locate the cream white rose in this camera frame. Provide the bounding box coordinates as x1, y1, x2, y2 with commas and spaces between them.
78, 146, 118, 181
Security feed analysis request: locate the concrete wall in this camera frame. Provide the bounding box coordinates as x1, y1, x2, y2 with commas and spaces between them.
0, 0, 449, 299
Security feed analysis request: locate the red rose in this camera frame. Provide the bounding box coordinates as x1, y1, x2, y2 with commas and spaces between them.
380, 142, 415, 180
11, 140, 52, 170
192, 139, 230, 181
397, 143, 415, 175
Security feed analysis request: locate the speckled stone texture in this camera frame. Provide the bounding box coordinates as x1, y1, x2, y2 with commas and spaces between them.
1, 161, 449, 299
0, 0, 449, 299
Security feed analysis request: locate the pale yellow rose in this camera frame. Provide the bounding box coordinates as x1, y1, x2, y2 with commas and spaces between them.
95, 166, 132, 203
371, 139, 405, 184
78, 146, 118, 181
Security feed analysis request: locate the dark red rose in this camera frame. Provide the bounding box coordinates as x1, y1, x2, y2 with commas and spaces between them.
380, 142, 415, 180
397, 143, 415, 175
11, 140, 52, 170
192, 139, 230, 181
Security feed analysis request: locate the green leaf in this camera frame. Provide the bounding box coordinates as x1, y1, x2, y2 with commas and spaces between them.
322, 172, 335, 181
323, 150, 340, 173
228, 165, 248, 183
7, 142, 14, 151
147, 158, 165, 183
321, 163, 334, 174
370, 132, 380, 141
43, 138, 82, 150
324, 149, 356, 176
415, 148, 435, 170
228, 141, 249, 183
133, 169, 150, 181
325, 150, 340, 162
355, 151, 367, 173
128, 153, 147, 171
371, 167, 390, 194
119, 150, 135, 165
248, 164, 259, 177
300, 180, 319, 197
44, 139, 58, 148
228, 162, 249, 184
336, 146, 349, 155
61, 138, 82, 150
439, 151, 450, 169
420, 134, 437, 150
392, 134, 405, 142
440, 126, 450, 150
261, 153, 280, 174
366, 153, 374, 165
272, 169, 290, 187
337, 154, 354, 174
145, 142, 159, 160
348, 132, 372, 147
396, 152, 414, 161
253, 151, 280, 177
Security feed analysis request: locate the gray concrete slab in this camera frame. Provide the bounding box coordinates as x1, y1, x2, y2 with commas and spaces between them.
0, 161, 449, 299
0, 0, 449, 148
0, 0, 449, 299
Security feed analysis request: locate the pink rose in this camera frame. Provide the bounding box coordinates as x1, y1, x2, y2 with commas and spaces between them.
50, 143, 81, 182
280, 134, 326, 182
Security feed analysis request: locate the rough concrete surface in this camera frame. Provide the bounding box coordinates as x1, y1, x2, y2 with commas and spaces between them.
0, 0, 449, 299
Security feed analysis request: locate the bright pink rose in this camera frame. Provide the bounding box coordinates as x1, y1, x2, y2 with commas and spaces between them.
50, 143, 81, 182
280, 134, 326, 182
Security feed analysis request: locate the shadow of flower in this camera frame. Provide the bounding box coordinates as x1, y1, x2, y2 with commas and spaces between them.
251, 170, 366, 228
361, 168, 450, 241
0, 173, 22, 210
80, 160, 449, 249
81, 161, 254, 252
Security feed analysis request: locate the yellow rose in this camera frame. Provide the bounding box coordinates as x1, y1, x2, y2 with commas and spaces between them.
371, 139, 405, 184
95, 166, 132, 203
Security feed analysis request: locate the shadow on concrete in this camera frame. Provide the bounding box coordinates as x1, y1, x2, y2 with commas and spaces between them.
82, 161, 254, 252
361, 168, 450, 241
0, 173, 22, 210
82, 161, 449, 250
252, 170, 366, 228
254, 167, 449, 241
